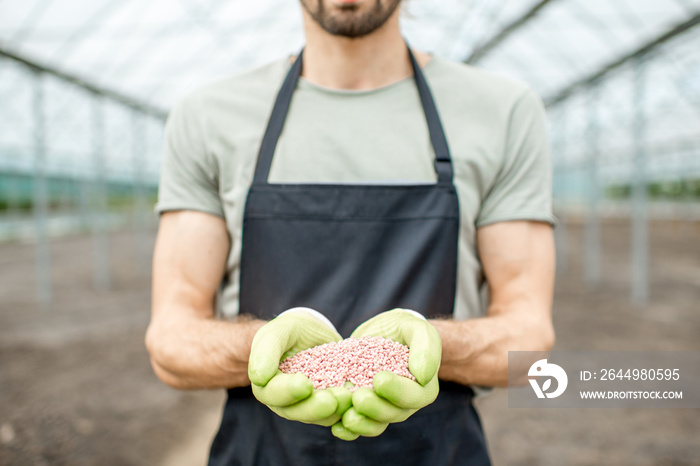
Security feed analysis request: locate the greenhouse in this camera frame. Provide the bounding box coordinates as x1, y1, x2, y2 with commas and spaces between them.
1, 1, 698, 464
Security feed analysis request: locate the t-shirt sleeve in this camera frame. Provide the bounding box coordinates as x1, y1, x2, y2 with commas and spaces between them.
155, 92, 224, 218
475, 89, 557, 228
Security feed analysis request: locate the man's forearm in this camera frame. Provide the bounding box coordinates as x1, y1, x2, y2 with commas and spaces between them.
430, 309, 554, 387
146, 313, 266, 390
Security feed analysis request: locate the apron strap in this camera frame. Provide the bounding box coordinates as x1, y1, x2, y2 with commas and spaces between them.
407, 48, 453, 184
253, 44, 454, 185
253, 51, 305, 186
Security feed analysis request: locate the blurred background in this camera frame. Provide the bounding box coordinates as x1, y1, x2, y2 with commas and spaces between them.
1, 0, 699, 465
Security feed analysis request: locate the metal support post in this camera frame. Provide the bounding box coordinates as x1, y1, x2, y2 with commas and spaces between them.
79, 173, 90, 231
553, 107, 568, 274
132, 109, 149, 274
631, 56, 649, 306
583, 86, 601, 287
7, 173, 22, 216
91, 93, 111, 290
32, 70, 52, 305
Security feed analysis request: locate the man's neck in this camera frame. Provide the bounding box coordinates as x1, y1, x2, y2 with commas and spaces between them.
299, 9, 430, 90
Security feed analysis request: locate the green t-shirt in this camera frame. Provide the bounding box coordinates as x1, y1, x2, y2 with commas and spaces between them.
156, 55, 556, 321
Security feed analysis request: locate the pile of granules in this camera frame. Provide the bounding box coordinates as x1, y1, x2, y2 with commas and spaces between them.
278, 336, 415, 391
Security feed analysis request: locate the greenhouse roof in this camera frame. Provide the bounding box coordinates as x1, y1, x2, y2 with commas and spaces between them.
0, 0, 699, 111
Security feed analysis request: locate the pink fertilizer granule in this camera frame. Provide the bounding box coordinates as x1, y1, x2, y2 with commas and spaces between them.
278, 336, 415, 391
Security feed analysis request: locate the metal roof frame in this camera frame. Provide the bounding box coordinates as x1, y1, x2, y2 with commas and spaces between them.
0, 43, 168, 119
464, 0, 557, 64
545, 10, 700, 106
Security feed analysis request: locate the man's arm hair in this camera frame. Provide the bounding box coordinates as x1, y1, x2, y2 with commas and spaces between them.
146, 210, 265, 390
430, 220, 555, 387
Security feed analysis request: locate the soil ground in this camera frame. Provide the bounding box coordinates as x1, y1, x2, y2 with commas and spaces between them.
0, 218, 698, 465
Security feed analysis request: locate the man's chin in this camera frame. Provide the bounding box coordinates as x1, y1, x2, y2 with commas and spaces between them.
304, 1, 402, 30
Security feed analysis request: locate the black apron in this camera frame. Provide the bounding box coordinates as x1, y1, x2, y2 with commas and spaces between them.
209, 46, 491, 466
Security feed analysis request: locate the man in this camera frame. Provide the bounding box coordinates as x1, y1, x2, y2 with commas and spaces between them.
146, 0, 556, 464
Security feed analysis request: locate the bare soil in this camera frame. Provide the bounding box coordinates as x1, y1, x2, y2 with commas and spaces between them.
475, 218, 700, 466
0, 219, 698, 465
0, 231, 224, 466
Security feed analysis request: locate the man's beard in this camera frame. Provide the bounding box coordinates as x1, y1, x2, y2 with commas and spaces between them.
301, 0, 402, 38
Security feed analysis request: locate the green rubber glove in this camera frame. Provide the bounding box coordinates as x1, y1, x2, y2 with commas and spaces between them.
337, 309, 442, 438
249, 308, 347, 425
